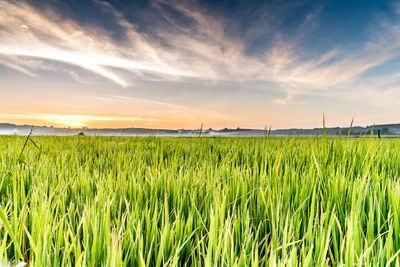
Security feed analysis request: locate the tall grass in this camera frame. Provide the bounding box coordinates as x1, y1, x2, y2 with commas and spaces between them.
0, 135, 400, 266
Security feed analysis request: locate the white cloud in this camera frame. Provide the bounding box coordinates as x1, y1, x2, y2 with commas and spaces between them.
0, 0, 400, 107
94, 94, 188, 109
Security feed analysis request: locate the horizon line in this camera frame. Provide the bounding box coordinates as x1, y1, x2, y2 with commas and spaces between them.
1, 121, 399, 132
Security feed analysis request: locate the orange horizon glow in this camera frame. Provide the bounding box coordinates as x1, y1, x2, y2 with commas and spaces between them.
0, 112, 390, 131
0, 113, 173, 129
0, 113, 253, 130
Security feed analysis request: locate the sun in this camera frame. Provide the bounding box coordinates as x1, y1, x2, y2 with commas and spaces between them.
41, 114, 88, 128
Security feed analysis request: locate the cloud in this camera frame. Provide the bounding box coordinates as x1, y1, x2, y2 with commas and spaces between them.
0, 1, 197, 86
94, 94, 188, 109
0, 55, 37, 77
0, 0, 400, 106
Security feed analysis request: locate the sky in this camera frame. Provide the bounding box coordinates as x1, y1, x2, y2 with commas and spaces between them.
1, 0, 400, 129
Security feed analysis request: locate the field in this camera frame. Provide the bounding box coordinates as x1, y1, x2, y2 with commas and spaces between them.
1, 135, 400, 266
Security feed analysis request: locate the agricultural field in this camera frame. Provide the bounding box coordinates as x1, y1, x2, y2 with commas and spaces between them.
1, 135, 400, 266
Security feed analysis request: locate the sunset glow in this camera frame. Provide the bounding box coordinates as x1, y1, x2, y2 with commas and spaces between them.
0, 113, 170, 129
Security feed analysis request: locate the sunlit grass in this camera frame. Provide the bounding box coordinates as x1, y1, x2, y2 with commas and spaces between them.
0, 135, 400, 266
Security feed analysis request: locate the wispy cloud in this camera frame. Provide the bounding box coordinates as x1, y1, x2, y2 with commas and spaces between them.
0, 0, 400, 107
94, 94, 188, 109
0, 1, 198, 86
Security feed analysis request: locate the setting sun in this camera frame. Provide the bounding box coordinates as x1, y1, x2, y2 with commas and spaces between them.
40, 114, 87, 128
0, 114, 88, 128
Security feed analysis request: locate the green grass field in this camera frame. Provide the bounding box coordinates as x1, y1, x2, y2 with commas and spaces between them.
1, 135, 400, 266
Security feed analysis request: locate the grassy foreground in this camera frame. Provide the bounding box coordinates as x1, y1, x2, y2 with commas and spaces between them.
1, 135, 400, 266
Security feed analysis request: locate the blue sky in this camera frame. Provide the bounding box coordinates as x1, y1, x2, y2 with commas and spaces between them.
0, 0, 400, 129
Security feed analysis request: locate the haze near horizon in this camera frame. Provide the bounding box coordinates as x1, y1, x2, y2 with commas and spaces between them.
1, 0, 400, 129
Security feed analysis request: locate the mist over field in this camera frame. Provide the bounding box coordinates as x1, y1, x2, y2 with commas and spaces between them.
2, 122, 400, 137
